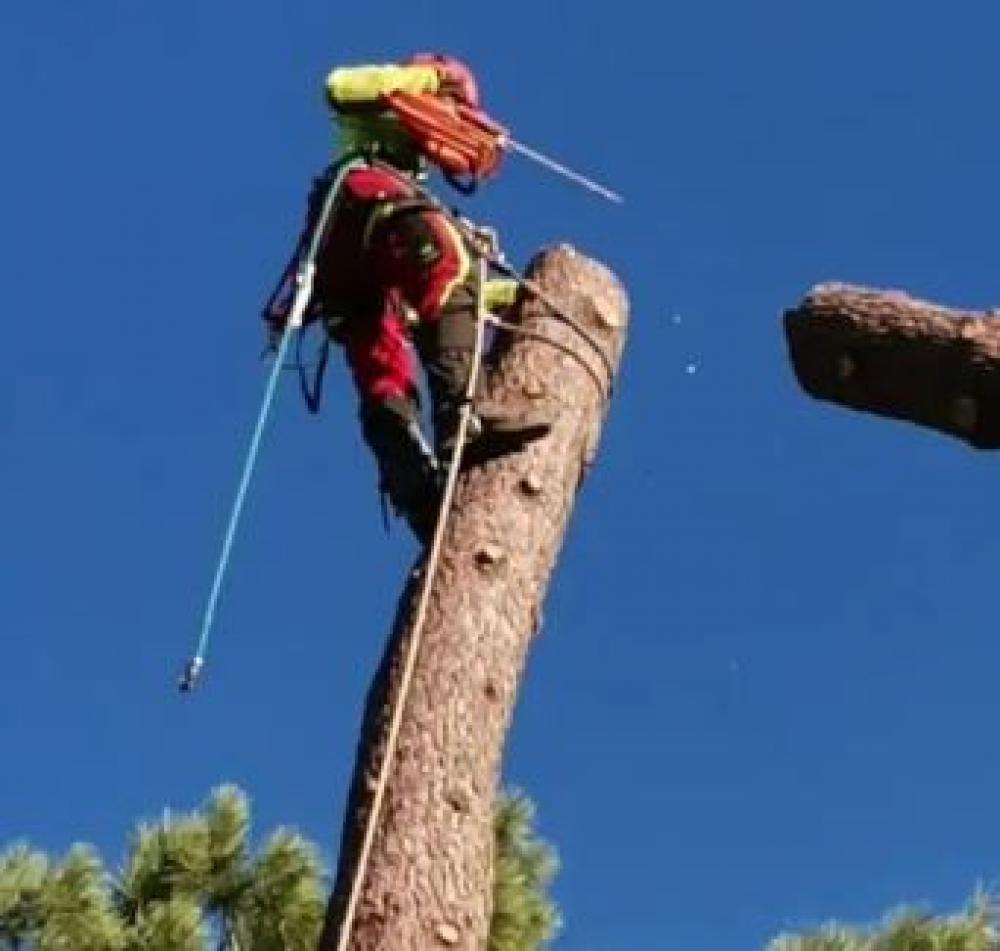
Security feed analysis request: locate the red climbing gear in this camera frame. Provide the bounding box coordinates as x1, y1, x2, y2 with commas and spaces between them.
382, 91, 624, 203
383, 90, 507, 184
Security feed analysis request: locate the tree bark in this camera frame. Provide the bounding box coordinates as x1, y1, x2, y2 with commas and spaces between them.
318, 246, 629, 951
784, 282, 1000, 448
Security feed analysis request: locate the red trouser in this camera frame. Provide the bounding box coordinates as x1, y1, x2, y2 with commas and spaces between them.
338, 202, 471, 402
264, 164, 477, 541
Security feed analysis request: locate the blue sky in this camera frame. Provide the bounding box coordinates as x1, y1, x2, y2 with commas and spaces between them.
4, 1, 1000, 948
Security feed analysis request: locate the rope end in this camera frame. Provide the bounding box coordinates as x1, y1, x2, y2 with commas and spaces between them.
178, 656, 205, 694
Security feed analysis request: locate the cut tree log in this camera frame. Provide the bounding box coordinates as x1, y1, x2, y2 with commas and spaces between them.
318, 246, 629, 951
785, 282, 1000, 448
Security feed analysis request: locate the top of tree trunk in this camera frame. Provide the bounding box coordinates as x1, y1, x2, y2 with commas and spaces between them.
321, 245, 628, 951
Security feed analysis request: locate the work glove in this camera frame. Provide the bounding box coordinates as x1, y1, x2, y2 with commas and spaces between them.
484, 278, 520, 314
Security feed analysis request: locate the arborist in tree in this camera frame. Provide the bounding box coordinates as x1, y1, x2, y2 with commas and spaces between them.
263, 54, 550, 544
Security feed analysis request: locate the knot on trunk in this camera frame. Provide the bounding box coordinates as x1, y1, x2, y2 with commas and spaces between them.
435, 922, 460, 945
474, 543, 506, 570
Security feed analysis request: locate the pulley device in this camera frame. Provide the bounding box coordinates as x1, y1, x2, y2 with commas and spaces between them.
383, 90, 623, 204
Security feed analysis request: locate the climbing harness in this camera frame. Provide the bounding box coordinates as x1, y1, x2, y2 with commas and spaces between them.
295, 326, 330, 414
369, 158, 616, 401
284, 156, 614, 418
383, 90, 623, 204
178, 156, 366, 693
332, 258, 490, 951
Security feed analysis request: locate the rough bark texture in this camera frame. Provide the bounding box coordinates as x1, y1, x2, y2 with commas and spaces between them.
785, 282, 1000, 448
317, 246, 628, 951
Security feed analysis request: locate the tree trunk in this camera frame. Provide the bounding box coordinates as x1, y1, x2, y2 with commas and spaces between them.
785, 282, 1000, 448
318, 246, 628, 951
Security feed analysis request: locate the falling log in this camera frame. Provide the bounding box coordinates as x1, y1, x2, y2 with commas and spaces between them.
784, 282, 1000, 448
318, 246, 628, 951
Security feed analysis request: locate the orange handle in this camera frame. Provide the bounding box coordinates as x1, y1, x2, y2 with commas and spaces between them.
383, 90, 507, 180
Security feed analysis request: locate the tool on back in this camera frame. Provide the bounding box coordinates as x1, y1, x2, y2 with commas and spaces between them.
383, 90, 623, 203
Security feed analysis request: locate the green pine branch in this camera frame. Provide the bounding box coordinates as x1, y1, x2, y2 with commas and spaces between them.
489, 791, 561, 951
769, 892, 999, 951
2, 786, 561, 951
11, 782, 997, 951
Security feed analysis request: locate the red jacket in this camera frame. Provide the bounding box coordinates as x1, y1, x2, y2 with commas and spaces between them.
263, 163, 421, 333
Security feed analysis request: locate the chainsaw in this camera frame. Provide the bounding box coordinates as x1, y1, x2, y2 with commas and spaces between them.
382, 90, 623, 204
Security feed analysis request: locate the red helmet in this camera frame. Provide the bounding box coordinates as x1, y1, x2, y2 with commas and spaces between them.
407, 53, 479, 108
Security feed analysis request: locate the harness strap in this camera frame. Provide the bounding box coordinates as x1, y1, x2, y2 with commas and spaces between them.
361, 196, 437, 248
296, 330, 331, 415
367, 159, 615, 400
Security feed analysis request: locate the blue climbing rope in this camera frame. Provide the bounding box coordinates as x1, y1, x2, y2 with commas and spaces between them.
178, 328, 293, 692
179, 157, 364, 692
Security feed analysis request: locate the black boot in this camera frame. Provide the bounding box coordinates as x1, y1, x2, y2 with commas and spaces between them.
359, 396, 441, 545
415, 308, 552, 465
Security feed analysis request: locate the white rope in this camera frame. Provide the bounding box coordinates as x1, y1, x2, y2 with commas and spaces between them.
334, 257, 490, 951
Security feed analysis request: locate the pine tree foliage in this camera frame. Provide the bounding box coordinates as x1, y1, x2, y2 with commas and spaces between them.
37, 847, 125, 951
0, 788, 321, 951
126, 895, 204, 951
489, 792, 561, 951
202, 784, 252, 914
2, 787, 559, 950
234, 831, 325, 951
0, 845, 49, 945
769, 893, 999, 951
